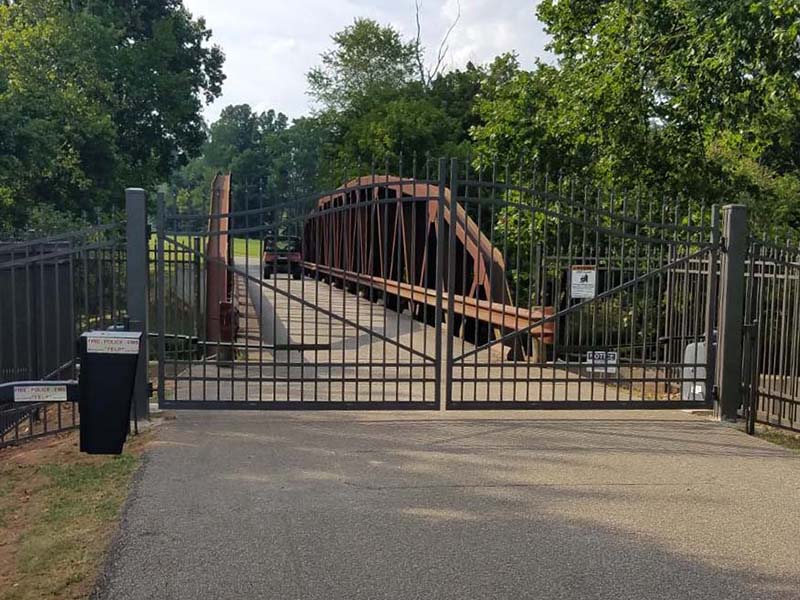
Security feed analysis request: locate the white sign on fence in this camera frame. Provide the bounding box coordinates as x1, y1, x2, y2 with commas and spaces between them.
571, 265, 597, 299
85, 332, 141, 355
584, 351, 618, 375
14, 385, 68, 403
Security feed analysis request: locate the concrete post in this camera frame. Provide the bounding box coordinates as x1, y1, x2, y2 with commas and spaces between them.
715, 204, 747, 420
125, 188, 150, 418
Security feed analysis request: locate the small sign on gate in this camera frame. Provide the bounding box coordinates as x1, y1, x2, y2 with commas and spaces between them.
14, 384, 68, 403
584, 351, 618, 376
571, 265, 597, 299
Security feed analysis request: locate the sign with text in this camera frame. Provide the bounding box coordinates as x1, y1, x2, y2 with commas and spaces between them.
571, 265, 597, 299
85, 332, 141, 355
584, 351, 618, 375
14, 384, 68, 403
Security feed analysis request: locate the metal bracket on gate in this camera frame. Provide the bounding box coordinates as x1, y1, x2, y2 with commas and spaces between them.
741, 320, 759, 434
148, 332, 198, 342
146, 333, 331, 352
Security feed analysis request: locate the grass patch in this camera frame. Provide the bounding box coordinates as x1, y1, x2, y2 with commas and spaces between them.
148, 233, 203, 254
0, 431, 150, 600
148, 233, 261, 259
0, 472, 19, 529
232, 237, 262, 258
755, 427, 800, 452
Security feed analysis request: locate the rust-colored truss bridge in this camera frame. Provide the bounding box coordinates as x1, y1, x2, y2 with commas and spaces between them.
302, 176, 554, 359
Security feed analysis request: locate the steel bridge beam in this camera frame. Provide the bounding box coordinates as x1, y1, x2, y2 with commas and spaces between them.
303, 176, 555, 356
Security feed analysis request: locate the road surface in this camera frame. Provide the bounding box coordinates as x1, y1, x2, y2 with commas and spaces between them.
94, 410, 800, 600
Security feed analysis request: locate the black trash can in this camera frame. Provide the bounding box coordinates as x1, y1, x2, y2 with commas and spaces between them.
78, 331, 142, 455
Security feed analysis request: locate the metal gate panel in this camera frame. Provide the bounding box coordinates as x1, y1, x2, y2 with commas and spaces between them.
442, 159, 720, 409
153, 158, 723, 411
742, 240, 800, 432
155, 164, 446, 409
1, 226, 127, 447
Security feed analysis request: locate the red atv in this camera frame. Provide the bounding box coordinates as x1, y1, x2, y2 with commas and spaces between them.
263, 235, 303, 280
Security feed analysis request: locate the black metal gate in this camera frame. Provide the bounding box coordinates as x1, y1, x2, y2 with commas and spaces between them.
155, 168, 444, 409
441, 160, 720, 408
742, 239, 800, 432
154, 159, 719, 410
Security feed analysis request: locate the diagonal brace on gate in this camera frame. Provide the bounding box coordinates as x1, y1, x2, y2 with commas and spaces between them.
160, 234, 437, 363
454, 243, 721, 363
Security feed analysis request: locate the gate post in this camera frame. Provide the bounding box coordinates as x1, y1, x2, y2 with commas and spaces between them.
715, 204, 747, 420
704, 205, 720, 407
125, 188, 150, 418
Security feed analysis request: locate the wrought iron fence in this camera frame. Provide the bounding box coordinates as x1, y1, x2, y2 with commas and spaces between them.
3, 163, 791, 438
0, 225, 127, 448
743, 239, 800, 432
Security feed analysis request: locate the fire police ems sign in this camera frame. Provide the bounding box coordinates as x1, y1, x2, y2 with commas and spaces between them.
85, 331, 141, 354
571, 265, 597, 299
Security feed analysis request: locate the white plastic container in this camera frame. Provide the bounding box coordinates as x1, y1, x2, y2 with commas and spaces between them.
682, 342, 707, 401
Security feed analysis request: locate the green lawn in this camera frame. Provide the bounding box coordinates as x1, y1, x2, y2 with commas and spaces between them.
148, 234, 260, 258
148, 233, 201, 253
0, 431, 151, 600
231, 237, 261, 258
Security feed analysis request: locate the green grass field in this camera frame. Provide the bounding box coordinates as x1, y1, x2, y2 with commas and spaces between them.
148, 234, 261, 258
148, 234, 199, 253
231, 237, 261, 258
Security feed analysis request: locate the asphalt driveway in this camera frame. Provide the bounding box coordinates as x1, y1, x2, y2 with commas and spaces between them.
94, 410, 800, 600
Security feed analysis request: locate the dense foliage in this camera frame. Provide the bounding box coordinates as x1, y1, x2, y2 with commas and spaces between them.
3, 3, 798, 238
473, 0, 800, 235
171, 18, 484, 213
175, 6, 799, 239
0, 0, 224, 232
169, 105, 328, 218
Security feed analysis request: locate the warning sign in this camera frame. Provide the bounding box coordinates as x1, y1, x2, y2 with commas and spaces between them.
584, 351, 618, 375
571, 265, 597, 299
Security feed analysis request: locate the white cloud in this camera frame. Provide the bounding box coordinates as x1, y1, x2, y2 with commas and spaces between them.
183, 0, 551, 122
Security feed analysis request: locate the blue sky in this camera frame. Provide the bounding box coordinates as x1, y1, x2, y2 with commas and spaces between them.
182, 0, 551, 122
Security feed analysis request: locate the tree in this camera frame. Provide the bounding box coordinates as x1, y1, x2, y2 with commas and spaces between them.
171, 105, 327, 224
0, 0, 119, 224
0, 0, 224, 229
173, 16, 490, 213
474, 0, 800, 234
307, 18, 417, 113
73, 0, 224, 184
472, 54, 582, 174
306, 19, 484, 176
337, 86, 457, 162
413, 0, 461, 87
204, 105, 287, 170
